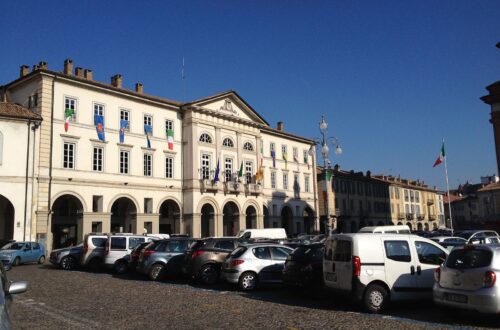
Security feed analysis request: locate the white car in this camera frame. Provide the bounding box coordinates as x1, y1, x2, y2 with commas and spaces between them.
455, 230, 499, 244
323, 233, 448, 313
430, 236, 468, 244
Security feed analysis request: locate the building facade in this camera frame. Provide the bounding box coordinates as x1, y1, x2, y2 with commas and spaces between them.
0, 60, 317, 250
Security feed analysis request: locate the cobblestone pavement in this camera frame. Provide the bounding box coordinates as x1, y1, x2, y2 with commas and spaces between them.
7, 264, 500, 330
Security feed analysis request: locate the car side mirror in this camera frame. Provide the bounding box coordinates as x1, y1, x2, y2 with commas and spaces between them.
8, 281, 28, 295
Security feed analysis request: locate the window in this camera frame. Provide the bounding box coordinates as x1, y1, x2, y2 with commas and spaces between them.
252, 247, 271, 259
165, 156, 173, 178
271, 247, 291, 260
222, 138, 234, 147
63, 142, 75, 169
404, 189, 409, 202
214, 240, 236, 250
144, 115, 153, 133
110, 237, 126, 250
120, 150, 129, 174
332, 240, 352, 262
201, 153, 211, 179
120, 109, 130, 131
446, 249, 492, 269
271, 171, 276, 189
415, 191, 420, 203
129, 237, 146, 250
293, 147, 298, 161
283, 172, 288, 190
199, 133, 212, 143
225, 158, 233, 182
282, 145, 287, 160
143, 154, 152, 177
243, 142, 253, 151
384, 240, 411, 262
92, 147, 103, 172
64, 97, 77, 122
415, 241, 446, 265
33, 243, 40, 250
165, 119, 173, 133
94, 103, 105, 119
304, 176, 310, 193
28, 94, 38, 109
245, 161, 253, 184
270, 142, 275, 153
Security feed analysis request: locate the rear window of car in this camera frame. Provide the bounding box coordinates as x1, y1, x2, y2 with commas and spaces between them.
92, 238, 107, 248
214, 240, 236, 250
129, 237, 146, 249
446, 249, 493, 269
190, 240, 207, 251
110, 237, 127, 250
291, 246, 324, 260
230, 246, 247, 258
166, 240, 189, 253
332, 240, 352, 262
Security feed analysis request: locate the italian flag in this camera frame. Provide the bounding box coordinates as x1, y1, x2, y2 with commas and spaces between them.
238, 161, 244, 179
167, 129, 174, 150
64, 108, 74, 132
433, 142, 445, 167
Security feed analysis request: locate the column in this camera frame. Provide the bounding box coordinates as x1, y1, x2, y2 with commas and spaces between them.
82, 212, 111, 237
135, 213, 160, 234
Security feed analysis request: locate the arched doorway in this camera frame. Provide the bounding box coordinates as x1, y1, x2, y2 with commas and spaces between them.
350, 221, 357, 233
0, 195, 14, 240
417, 223, 423, 231
159, 200, 181, 234
432, 222, 438, 230
407, 222, 413, 231
223, 202, 239, 236
397, 222, 403, 225
201, 204, 215, 238
424, 223, 429, 231
111, 197, 136, 233
263, 206, 270, 228
52, 194, 83, 249
281, 205, 293, 236
303, 207, 314, 234
245, 206, 257, 229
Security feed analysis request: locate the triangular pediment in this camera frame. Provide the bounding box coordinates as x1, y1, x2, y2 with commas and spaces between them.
185, 91, 269, 126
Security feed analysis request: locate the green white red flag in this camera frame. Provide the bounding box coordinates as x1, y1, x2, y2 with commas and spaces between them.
167, 129, 174, 150
64, 108, 73, 132
433, 142, 445, 167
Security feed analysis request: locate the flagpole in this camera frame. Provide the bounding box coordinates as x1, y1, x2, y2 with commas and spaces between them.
443, 138, 454, 235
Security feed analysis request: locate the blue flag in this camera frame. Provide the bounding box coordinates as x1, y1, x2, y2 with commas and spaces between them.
271, 149, 276, 168
144, 124, 152, 148
213, 158, 220, 183
119, 120, 128, 144
94, 115, 105, 141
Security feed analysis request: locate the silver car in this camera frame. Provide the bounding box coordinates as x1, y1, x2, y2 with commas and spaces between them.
221, 244, 294, 291
433, 244, 500, 313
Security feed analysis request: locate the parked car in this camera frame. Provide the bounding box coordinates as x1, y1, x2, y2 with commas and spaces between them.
0, 242, 45, 266
430, 236, 468, 244
455, 230, 500, 244
323, 233, 448, 313
283, 243, 324, 289
0, 240, 15, 249
128, 241, 155, 272
137, 238, 195, 280
49, 242, 84, 270
237, 228, 287, 240
81, 233, 108, 272
358, 225, 411, 234
183, 237, 239, 285
0, 259, 28, 328
104, 234, 157, 274
221, 243, 294, 291
434, 244, 500, 313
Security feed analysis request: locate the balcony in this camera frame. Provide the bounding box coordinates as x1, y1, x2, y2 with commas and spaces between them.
429, 214, 437, 220
397, 212, 405, 220
427, 199, 434, 205
406, 213, 414, 220
224, 181, 243, 194
245, 183, 262, 195
201, 179, 220, 192
417, 214, 426, 220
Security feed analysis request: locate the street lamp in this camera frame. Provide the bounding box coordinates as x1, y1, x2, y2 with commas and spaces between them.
316, 115, 342, 235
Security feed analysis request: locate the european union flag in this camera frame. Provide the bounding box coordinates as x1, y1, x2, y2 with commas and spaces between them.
94, 115, 105, 142
119, 119, 128, 144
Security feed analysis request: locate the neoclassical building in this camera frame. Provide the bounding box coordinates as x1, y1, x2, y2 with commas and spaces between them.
0, 60, 317, 250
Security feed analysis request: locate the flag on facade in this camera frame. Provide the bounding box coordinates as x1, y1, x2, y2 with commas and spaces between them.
304, 151, 309, 170
271, 148, 276, 168
167, 129, 174, 150
119, 119, 128, 144
325, 169, 333, 181
433, 142, 445, 167
256, 143, 264, 182
94, 115, 105, 141
144, 124, 152, 148
283, 151, 288, 170
64, 108, 73, 132
213, 157, 220, 183
238, 161, 244, 180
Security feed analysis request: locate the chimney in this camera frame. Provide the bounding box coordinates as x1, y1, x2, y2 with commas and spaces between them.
32, 64, 39, 71
111, 74, 122, 88
135, 83, 143, 94
38, 61, 48, 70
75, 67, 84, 77
366, 170, 371, 178
84, 69, 93, 80
277, 121, 284, 131
333, 164, 340, 172
20, 65, 29, 77
64, 59, 73, 75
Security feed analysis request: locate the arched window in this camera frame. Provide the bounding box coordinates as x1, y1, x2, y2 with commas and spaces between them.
199, 133, 212, 144
0, 131, 3, 165
222, 138, 234, 147
243, 142, 254, 151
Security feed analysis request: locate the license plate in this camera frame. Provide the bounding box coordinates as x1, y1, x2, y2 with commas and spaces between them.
325, 272, 337, 282
445, 293, 467, 304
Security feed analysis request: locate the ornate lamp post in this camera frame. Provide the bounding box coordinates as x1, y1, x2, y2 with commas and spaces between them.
317, 115, 342, 234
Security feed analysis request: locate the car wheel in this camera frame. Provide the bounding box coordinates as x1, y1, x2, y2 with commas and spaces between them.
149, 264, 164, 281
364, 284, 388, 313
199, 264, 219, 285
239, 271, 258, 291
38, 255, 45, 264
114, 260, 128, 274
88, 258, 102, 272
13, 257, 21, 266
60, 256, 77, 270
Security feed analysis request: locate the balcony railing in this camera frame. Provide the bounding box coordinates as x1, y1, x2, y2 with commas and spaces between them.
224, 181, 243, 194
429, 214, 437, 220
245, 183, 262, 195
406, 213, 414, 220
201, 179, 220, 192
427, 199, 434, 205
417, 214, 426, 220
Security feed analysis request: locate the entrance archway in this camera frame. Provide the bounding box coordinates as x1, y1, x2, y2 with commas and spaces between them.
407, 222, 413, 231
159, 200, 181, 234
303, 207, 314, 234
245, 206, 257, 229
52, 194, 83, 249
281, 205, 293, 236
201, 204, 215, 238
223, 202, 239, 236
417, 223, 423, 231
424, 223, 429, 231
263, 206, 270, 228
111, 197, 136, 233
0, 195, 14, 240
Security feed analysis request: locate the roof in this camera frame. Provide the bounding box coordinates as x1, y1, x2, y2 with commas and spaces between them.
0, 102, 42, 121
478, 182, 500, 192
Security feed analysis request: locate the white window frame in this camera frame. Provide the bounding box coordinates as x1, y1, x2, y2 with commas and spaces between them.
63, 142, 76, 169
271, 171, 276, 189
243, 142, 253, 151
92, 146, 104, 172
224, 158, 233, 182
283, 172, 288, 190
222, 138, 234, 147
201, 153, 211, 180
143, 153, 153, 177
199, 133, 213, 144
120, 109, 130, 132
144, 114, 153, 134
245, 161, 253, 184
93, 102, 105, 123
165, 120, 173, 138
119, 150, 130, 174
282, 145, 287, 160
64, 96, 77, 122
165, 156, 174, 179
305, 175, 310, 193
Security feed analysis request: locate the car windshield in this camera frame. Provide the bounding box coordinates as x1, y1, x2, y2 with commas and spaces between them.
446, 249, 493, 269
189, 240, 207, 251
2, 242, 24, 250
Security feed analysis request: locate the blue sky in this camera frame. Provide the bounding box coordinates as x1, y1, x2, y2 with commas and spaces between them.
1, 1, 499, 190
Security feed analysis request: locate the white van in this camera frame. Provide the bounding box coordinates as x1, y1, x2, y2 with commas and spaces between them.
358, 225, 411, 234
104, 234, 158, 273
323, 233, 448, 313
237, 228, 287, 240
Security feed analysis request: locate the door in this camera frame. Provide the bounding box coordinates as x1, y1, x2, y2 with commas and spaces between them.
251, 247, 273, 282
323, 238, 352, 290
22, 243, 34, 263
411, 239, 447, 294
382, 239, 417, 298
269, 247, 293, 282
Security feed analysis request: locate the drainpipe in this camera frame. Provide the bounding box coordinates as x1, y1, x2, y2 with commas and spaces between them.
46, 75, 56, 248
30, 120, 38, 240
23, 120, 31, 241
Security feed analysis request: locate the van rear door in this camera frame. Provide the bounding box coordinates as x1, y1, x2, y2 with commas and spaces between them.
323, 238, 352, 291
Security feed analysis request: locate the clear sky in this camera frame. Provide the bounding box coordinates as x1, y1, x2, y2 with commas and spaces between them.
1, 0, 499, 191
